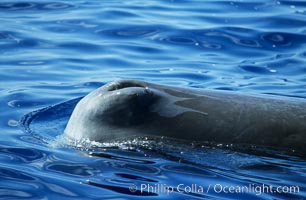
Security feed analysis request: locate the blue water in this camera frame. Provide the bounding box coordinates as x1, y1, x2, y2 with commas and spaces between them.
1, 0, 306, 199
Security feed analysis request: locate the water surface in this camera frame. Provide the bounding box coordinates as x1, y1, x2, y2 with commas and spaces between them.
1, 0, 306, 199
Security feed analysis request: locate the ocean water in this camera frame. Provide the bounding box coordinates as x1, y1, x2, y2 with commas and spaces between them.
1, 0, 306, 199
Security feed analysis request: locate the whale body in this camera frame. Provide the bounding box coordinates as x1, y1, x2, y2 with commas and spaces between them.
65, 80, 306, 152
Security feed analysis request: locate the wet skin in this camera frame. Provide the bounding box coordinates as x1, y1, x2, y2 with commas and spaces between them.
65, 80, 306, 151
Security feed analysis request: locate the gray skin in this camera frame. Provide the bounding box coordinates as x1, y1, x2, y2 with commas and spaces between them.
65, 80, 306, 151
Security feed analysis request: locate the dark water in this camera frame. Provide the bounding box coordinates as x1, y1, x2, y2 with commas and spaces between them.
1, 0, 306, 199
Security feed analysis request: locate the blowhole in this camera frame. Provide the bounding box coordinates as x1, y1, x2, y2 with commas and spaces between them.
107, 80, 146, 91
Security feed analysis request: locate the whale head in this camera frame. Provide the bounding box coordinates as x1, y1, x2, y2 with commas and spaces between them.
64, 80, 160, 142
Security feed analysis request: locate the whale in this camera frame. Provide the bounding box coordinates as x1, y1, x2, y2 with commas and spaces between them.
64, 80, 306, 152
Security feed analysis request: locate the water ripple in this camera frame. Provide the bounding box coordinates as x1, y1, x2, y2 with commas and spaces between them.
45, 162, 98, 176
0, 146, 45, 163
261, 32, 306, 47
0, 2, 73, 11
1, 0, 306, 199
101, 26, 160, 38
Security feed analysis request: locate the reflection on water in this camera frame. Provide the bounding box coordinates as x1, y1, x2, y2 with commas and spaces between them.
1, 0, 306, 199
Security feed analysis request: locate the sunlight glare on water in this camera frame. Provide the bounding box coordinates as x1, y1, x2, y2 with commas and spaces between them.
1, 0, 306, 199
